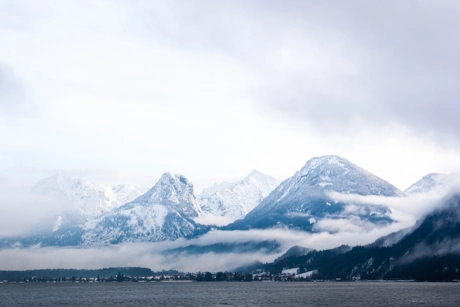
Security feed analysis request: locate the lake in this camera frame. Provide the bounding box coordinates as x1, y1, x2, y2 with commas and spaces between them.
1, 281, 459, 306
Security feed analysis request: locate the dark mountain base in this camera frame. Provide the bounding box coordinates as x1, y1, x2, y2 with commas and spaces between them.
258, 195, 460, 282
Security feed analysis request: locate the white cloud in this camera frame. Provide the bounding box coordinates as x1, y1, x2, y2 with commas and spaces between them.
0, 226, 397, 271
327, 190, 448, 225
0, 185, 451, 271
194, 214, 235, 227
0, 0, 459, 193
313, 217, 377, 233
1, 1, 460, 271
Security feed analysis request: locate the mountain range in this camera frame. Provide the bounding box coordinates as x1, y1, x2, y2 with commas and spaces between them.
81, 172, 204, 245
228, 155, 402, 231
1, 154, 459, 266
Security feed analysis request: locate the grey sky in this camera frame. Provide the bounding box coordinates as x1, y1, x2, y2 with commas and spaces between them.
172, 0, 460, 137
0, 63, 28, 114
1, 0, 460, 195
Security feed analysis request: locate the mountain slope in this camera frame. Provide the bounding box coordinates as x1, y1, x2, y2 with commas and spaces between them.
198, 170, 280, 222
228, 155, 402, 231
81, 173, 206, 245
266, 193, 460, 281
0, 173, 207, 248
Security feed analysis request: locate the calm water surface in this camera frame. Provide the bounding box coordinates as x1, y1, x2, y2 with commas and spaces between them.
1, 282, 459, 307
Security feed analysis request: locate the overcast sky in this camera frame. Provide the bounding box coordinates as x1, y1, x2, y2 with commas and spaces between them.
1, 0, 460, 193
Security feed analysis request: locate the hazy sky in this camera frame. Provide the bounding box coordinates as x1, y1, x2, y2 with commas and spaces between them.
2, 0, 460, 193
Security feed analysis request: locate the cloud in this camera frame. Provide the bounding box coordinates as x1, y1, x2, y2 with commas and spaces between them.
313, 217, 377, 233
0, 185, 74, 237
0, 0, 460, 193
327, 190, 447, 226
0, 221, 422, 271
0, 63, 30, 116
0, 184, 452, 271
1, 2, 460, 270
194, 213, 235, 227
1, 186, 453, 271
144, 0, 460, 141
0, 242, 276, 272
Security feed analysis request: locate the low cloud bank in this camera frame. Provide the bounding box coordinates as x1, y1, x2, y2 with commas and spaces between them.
0, 242, 277, 272
0, 186, 73, 237
0, 222, 415, 271
194, 213, 235, 227
1, 182, 458, 271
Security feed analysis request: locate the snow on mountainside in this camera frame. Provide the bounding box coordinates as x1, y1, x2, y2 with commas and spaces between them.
228, 155, 403, 231
31, 174, 141, 231
197, 170, 280, 223
404, 173, 460, 195
81, 172, 206, 245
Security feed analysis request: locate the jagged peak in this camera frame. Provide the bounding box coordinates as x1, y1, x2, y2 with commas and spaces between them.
156, 172, 192, 187
243, 169, 274, 182
112, 183, 134, 190
36, 173, 65, 185
247, 169, 265, 177
31, 173, 93, 194
137, 172, 199, 210
201, 170, 278, 197
46, 173, 85, 181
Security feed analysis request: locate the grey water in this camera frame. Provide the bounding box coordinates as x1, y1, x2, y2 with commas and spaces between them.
1, 282, 459, 307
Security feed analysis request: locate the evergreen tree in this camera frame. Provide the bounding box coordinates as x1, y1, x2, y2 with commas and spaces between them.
204, 272, 213, 282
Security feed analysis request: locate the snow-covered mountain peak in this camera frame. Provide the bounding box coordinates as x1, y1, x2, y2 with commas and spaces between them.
200, 181, 233, 198
405, 173, 444, 195
405, 173, 460, 195
134, 172, 201, 217
157, 172, 190, 185
293, 155, 401, 196
197, 170, 280, 223
245, 169, 267, 180
241, 169, 280, 197
228, 155, 402, 231
301, 155, 349, 171
299, 155, 352, 178
81, 173, 203, 245
32, 174, 88, 195
31, 174, 141, 226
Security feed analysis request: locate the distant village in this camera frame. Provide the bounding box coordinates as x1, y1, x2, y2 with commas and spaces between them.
0, 268, 336, 284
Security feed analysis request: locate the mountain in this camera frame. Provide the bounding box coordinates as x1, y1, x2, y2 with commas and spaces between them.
405, 173, 459, 195
31, 174, 141, 232
0, 156, 404, 248
228, 155, 403, 231
264, 193, 460, 281
274, 245, 313, 262
81, 172, 207, 245
198, 170, 280, 222
0, 172, 207, 248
